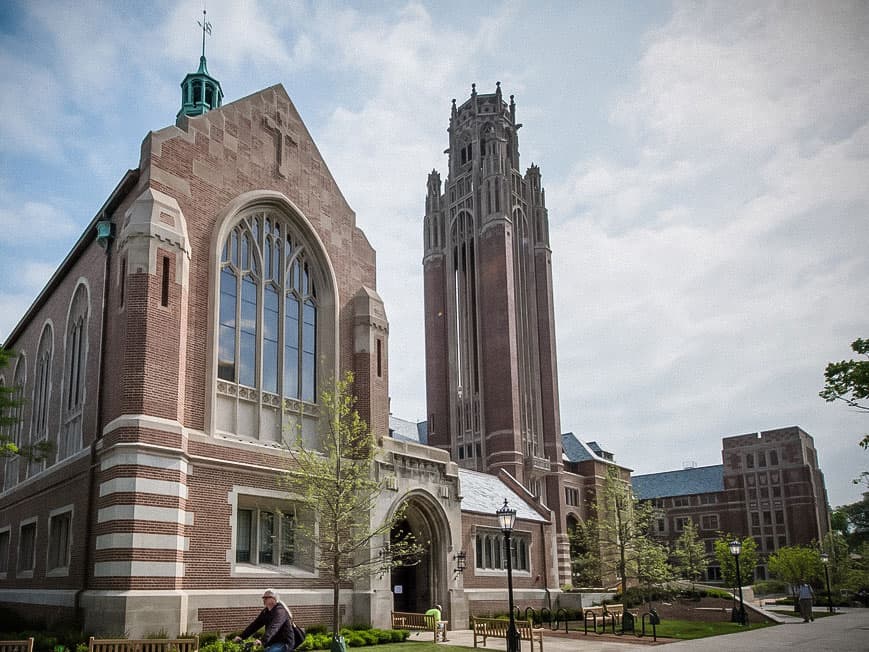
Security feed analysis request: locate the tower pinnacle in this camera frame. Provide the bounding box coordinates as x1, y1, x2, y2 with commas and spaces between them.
177, 8, 223, 121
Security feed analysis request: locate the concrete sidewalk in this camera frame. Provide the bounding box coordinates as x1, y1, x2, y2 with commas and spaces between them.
434, 608, 869, 651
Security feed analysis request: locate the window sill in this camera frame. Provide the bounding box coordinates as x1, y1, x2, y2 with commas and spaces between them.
46, 566, 70, 578
232, 563, 317, 578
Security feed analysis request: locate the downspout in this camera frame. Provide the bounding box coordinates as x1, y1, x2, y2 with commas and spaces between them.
74, 216, 114, 626
541, 520, 551, 610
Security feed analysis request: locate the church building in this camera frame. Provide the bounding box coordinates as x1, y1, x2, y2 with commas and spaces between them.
0, 40, 630, 634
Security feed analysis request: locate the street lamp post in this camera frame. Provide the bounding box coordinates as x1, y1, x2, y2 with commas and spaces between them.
497, 499, 521, 652
820, 552, 833, 614
729, 539, 748, 626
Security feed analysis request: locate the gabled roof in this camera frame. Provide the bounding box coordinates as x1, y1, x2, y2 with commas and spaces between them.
561, 432, 614, 463
632, 464, 724, 499
458, 469, 547, 522
388, 415, 427, 444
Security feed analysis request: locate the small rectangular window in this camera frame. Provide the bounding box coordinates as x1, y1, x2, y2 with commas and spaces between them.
376, 339, 382, 378
769, 450, 779, 466
120, 257, 126, 307
161, 256, 170, 307
236, 509, 252, 563
48, 511, 72, 571
18, 521, 36, 573
0, 530, 9, 574
758, 452, 766, 467
746, 454, 754, 468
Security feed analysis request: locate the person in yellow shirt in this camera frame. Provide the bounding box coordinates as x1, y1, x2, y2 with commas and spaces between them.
424, 604, 446, 641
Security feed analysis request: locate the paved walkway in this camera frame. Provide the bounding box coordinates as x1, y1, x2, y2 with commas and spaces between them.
437, 608, 869, 651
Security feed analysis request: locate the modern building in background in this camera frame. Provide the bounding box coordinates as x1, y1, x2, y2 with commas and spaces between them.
633, 426, 831, 580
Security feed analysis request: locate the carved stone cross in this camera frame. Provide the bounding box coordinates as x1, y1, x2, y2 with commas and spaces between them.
263, 112, 297, 178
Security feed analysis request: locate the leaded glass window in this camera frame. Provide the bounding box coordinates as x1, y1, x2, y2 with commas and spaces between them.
218, 212, 318, 403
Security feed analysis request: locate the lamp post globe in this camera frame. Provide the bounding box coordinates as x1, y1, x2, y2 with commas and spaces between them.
729, 539, 747, 626
820, 552, 833, 614
497, 499, 521, 652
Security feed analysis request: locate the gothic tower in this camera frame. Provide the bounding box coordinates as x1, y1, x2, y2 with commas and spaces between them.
423, 83, 565, 522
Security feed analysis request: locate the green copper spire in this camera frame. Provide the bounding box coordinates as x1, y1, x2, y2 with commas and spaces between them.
177, 9, 223, 120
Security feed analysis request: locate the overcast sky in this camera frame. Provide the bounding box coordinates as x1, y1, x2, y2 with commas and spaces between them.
1, 1, 866, 508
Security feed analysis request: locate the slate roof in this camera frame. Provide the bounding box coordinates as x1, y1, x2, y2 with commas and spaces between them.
561, 432, 613, 463
388, 416, 427, 444
632, 464, 724, 499
458, 469, 547, 522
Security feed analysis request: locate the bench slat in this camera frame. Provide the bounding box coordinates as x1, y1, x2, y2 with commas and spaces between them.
0, 639, 34, 652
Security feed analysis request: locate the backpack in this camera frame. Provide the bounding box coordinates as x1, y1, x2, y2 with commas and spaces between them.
292, 623, 306, 650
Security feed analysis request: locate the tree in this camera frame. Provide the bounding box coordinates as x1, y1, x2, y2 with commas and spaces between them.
820, 337, 869, 449
596, 466, 669, 604
0, 346, 52, 462
568, 515, 601, 587
714, 535, 758, 589
283, 373, 424, 637
634, 536, 673, 607
673, 520, 707, 590
767, 545, 822, 602
831, 496, 869, 548
0, 346, 21, 457
820, 531, 851, 592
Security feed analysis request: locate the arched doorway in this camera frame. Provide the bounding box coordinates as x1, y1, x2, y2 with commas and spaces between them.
390, 493, 449, 614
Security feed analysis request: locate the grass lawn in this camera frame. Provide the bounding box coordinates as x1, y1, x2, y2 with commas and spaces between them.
650, 618, 776, 640
355, 645, 468, 652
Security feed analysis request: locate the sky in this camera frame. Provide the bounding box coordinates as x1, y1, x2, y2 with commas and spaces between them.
0, 1, 867, 508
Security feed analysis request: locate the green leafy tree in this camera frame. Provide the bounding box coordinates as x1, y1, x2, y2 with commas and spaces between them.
820, 531, 851, 594
597, 466, 669, 604
0, 346, 22, 457
0, 346, 53, 462
635, 536, 673, 607
569, 515, 601, 587
283, 373, 424, 637
767, 545, 822, 603
831, 496, 869, 548
673, 520, 707, 590
820, 337, 869, 450
714, 535, 758, 589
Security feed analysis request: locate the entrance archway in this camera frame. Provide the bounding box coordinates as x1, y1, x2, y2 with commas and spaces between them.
390, 493, 450, 614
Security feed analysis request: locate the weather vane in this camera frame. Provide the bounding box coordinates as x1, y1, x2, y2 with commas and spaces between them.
198, 8, 212, 59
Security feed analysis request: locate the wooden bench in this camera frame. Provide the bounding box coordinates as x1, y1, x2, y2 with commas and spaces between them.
391, 611, 448, 642
472, 618, 544, 652
0, 639, 34, 652
88, 637, 199, 652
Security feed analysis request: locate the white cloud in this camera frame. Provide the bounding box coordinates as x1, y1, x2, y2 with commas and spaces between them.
0, 200, 78, 243
548, 1, 869, 505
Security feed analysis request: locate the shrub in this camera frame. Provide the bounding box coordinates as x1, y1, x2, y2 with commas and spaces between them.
374, 631, 392, 644
343, 633, 366, 648
612, 586, 673, 607
390, 630, 407, 642
305, 625, 328, 636
199, 633, 221, 646
753, 580, 788, 596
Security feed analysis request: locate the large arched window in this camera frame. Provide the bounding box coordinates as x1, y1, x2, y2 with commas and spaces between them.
214, 203, 330, 443
60, 284, 89, 461
28, 324, 53, 477
218, 211, 318, 402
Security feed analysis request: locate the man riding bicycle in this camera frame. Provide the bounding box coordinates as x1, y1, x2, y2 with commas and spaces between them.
234, 589, 295, 652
